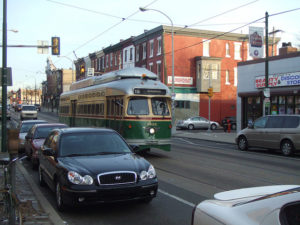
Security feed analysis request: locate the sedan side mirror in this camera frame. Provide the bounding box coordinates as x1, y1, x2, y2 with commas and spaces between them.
42, 147, 56, 156
248, 121, 254, 129
25, 135, 32, 140
130, 145, 139, 152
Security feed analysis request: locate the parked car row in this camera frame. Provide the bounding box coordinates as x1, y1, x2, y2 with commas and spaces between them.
17, 118, 158, 211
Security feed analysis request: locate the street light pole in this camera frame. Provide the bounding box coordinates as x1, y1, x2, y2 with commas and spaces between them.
139, 7, 175, 131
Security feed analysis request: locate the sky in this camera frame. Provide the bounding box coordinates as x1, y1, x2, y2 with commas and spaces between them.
1, 0, 300, 91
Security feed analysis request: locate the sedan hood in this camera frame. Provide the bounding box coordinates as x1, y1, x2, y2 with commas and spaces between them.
58, 153, 149, 175
214, 185, 300, 201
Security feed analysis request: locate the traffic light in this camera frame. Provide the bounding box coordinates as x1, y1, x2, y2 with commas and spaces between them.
51, 37, 60, 55
207, 87, 213, 97
80, 65, 85, 74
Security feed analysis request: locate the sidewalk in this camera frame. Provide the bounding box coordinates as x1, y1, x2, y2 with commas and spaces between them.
173, 129, 236, 144
0, 152, 65, 225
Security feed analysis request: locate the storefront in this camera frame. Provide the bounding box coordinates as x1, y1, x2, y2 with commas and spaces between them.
237, 50, 300, 131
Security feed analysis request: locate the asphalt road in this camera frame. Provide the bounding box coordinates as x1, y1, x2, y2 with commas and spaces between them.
11, 110, 300, 225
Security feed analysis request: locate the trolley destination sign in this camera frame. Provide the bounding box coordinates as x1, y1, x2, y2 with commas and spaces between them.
255, 71, 300, 88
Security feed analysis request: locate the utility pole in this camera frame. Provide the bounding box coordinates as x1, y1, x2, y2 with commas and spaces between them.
264, 11, 270, 116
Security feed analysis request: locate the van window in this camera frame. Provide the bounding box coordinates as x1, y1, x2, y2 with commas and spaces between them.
266, 116, 285, 128
283, 116, 300, 128
254, 116, 267, 128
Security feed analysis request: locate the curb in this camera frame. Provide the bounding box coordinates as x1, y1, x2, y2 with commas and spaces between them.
17, 163, 66, 225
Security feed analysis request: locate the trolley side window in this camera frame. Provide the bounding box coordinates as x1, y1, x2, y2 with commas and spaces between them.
127, 97, 149, 115
151, 98, 170, 116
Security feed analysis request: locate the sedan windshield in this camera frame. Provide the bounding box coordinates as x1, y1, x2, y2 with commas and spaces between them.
127, 97, 149, 115
22, 106, 36, 111
60, 132, 132, 157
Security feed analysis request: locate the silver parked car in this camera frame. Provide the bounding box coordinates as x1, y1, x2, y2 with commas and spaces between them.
176, 116, 219, 130
236, 115, 300, 156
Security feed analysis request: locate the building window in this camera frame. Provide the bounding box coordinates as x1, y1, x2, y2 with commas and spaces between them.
124, 50, 127, 62
142, 43, 147, 59
130, 48, 133, 61
149, 62, 153, 72
157, 60, 161, 80
226, 43, 230, 57
175, 101, 190, 109
149, 40, 154, 58
106, 55, 109, 68
114, 53, 117, 66
234, 42, 242, 60
225, 70, 230, 85
157, 36, 162, 55
136, 45, 139, 62
203, 40, 210, 57
234, 67, 237, 86
110, 53, 113, 66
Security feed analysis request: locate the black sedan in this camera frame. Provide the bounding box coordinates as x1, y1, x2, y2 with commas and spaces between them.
38, 127, 158, 211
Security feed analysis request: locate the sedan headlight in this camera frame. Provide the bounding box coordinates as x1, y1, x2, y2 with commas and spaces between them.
140, 165, 156, 180
68, 171, 93, 185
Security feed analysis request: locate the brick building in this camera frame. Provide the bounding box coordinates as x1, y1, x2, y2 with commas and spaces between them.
74, 25, 279, 123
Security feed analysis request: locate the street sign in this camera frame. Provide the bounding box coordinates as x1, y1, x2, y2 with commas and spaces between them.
0, 67, 12, 86
87, 68, 94, 77
264, 87, 270, 97
37, 40, 49, 54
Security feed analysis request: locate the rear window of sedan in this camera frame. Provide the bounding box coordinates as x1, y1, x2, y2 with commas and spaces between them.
59, 132, 132, 157
35, 126, 67, 139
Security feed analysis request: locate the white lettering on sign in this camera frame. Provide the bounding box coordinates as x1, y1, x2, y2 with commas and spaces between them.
255, 72, 300, 88
168, 76, 193, 85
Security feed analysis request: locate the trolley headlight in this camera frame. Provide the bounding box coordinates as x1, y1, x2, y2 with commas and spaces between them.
140, 165, 156, 180
68, 171, 93, 185
149, 128, 155, 134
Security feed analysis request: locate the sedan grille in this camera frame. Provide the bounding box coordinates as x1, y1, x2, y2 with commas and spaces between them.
97, 171, 137, 185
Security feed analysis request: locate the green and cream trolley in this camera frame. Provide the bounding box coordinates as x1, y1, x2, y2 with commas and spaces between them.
59, 67, 172, 152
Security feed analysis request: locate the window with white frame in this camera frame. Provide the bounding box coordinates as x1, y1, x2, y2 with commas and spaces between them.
110, 53, 113, 66
225, 70, 230, 85
157, 37, 162, 55
114, 53, 117, 66
136, 45, 139, 62
130, 48, 133, 61
157, 60, 161, 80
124, 50, 127, 62
234, 67, 237, 86
149, 40, 154, 58
226, 43, 230, 57
203, 40, 210, 57
149, 62, 153, 72
142, 43, 147, 59
106, 55, 109, 68
234, 43, 242, 60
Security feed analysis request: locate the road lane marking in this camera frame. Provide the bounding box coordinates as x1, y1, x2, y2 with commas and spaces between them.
158, 189, 196, 208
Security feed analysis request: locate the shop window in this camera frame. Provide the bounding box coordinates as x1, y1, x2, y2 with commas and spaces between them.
271, 96, 278, 115
278, 96, 286, 114
287, 96, 294, 114
296, 96, 300, 114
175, 101, 190, 109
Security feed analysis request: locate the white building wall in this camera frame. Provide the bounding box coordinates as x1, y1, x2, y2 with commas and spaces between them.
237, 55, 300, 131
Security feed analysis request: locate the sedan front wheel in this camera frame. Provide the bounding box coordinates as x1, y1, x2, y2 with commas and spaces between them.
238, 136, 248, 151
56, 182, 67, 211
188, 124, 194, 130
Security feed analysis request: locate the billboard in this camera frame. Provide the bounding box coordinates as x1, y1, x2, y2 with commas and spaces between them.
249, 27, 264, 58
